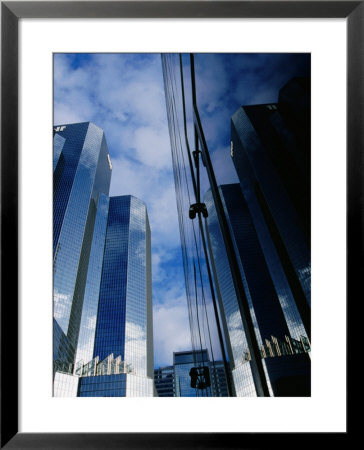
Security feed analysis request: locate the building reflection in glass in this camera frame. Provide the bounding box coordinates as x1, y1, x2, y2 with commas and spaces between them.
162, 54, 311, 397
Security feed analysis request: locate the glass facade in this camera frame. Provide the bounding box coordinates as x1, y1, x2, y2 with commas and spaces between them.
78, 373, 154, 397
209, 360, 230, 397
53, 123, 154, 396
162, 53, 232, 396
93, 195, 154, 382
174, 350, 211, 397
75, 193, 110, 364
93, 196, 130, 362
174, 350, 229, 397
53, 122, 112, 365
231, 83, 311, 338
53, 133, 65, 174
162, 54, 310, 397
53, 318, 75, 371
204, 187, 258, 397
94, 196, 153, 376
205, 185, 310, 396
54, 354, 154, 397
53, 372, 79, 397
154, 366, 176, 397
79, 373, 129, 397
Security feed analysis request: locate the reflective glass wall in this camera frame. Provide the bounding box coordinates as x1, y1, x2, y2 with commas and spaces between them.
205, 185, 311, 396
75, 193, 110, 364
154, 350, 229, 397
162, 54, 233, 396
53, 122, 112, 365
93, 195, 153, 380
162, 53, 311, 397
53, 123, 154, 397
231, 88, 311, 337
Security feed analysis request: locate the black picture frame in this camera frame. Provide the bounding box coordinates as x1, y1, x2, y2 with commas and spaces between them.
1, 1, 354, 448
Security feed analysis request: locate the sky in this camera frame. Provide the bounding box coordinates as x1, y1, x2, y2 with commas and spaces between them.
53, 53, 310, 368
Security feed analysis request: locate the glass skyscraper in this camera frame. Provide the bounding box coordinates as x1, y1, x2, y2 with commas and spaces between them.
80, 195, 154, 396
53, 122, 112, 369
230, 78, 311, 339
154, 365, 177, 397
202, 79, 311, 397
205, 185, 310, 397
53, 123, 154, 397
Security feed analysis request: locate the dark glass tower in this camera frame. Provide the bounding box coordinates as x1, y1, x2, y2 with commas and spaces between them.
205, 185, 310, 396
230, 78, 311, 338
154, 366, 176, 397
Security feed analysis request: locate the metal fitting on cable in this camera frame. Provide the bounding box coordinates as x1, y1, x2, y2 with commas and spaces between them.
192, 150, 200, 168
189, 202, 208, 220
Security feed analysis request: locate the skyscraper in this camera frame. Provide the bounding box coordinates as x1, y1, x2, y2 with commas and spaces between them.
53, 122, 112, 370
205, 185, 311, 397
230, 77, 311, 338
78, 195, 154, 396
154, 365, 176, 397
202, 77, 311, 397
53, 123, 154, 397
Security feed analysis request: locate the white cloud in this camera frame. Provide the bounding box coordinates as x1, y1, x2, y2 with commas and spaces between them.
54, 103, 87, 125
153, 302, 191, 367
85, 315, 96, 331
109, 152, 180, 252
132, 126, 171, 170
152, 247, 176, 284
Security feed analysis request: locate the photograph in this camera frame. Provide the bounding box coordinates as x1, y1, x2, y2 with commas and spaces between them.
1, 1, 354, 446
53, 52, 311, 398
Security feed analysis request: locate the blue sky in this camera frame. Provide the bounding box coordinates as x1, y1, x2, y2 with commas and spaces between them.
53, 53, 310, 368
